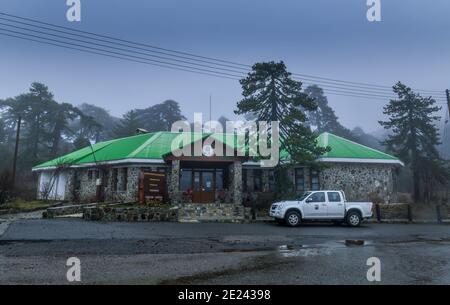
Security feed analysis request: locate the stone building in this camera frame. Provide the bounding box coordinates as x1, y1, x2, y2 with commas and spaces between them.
33, 132, 403, 209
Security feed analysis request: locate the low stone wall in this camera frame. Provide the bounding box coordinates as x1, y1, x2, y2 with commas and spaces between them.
372, 203, 450, 223
178, 203, 252, 222
83, 205, 179, 222
44, 203, 100, 218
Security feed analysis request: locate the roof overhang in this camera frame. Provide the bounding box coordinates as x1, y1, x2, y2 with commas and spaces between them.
32, 158, 165, 171
317, 157, 404, 166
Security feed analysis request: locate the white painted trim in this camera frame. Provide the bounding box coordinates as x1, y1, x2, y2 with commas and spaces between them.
32, 158, 165, 171
316, 157, 404, 166
33, 156, 402, 172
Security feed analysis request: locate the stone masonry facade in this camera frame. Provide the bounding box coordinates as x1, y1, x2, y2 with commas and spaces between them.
320, 163, 396, 203
57, 160, 396, 205
63, 166, 141, 203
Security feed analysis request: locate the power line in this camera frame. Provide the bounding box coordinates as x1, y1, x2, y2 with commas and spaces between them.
0, 32, 241, 80
0, 11, 447, 102
0, 20, 248, 75
1, 29, 446, 105
293, 73, 444, 94
0, 16, 251, 73
0, 27, 244, 79
0, 12, 250, 69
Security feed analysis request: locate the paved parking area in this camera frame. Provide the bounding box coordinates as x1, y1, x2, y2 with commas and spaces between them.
1, 219, 450, 284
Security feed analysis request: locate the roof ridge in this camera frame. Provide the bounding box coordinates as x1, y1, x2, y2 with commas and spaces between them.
325, 132, 398, 160
127, 132, 162, 158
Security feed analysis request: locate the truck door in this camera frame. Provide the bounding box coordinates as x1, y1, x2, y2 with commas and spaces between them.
304, 192, 327, 218
326, 191, 345, 218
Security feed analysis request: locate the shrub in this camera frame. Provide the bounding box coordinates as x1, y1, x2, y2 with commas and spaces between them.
0, 169, 11, 205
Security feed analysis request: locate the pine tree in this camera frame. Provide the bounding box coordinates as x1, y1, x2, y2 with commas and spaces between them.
304, 85, 354, 139
379, 82, 447, 202
113, 110, 142, 138
235, 61, 328, 165
137, 100, 186, 132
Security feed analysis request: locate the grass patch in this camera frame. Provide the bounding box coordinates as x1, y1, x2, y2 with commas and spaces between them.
3, 199, 56, 212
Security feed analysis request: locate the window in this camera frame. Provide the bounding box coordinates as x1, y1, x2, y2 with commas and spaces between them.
179, 168, 227, 191
268, 170, 275, 192
242, 169, 248, 192
121, 168, 128, 191
308, 192, 325, 202
112, 168, 118, 192
295, 168, 305, 191
215, 169, 224, 190
327, 192, 341, 202
310, 169, 320, 191
180, 169, 192, 191
88, 169, 100, 181
253, 169, 262, 191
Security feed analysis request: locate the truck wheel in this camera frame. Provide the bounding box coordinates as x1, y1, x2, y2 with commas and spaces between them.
346, 211, 362, 227
285, 210, 301, 227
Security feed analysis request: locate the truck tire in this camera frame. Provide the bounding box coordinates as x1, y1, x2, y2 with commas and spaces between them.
346, 211, 362, 227
284, 210, 301, 227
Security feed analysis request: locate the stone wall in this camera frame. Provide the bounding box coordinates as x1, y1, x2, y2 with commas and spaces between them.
83, 205, 179, 222
58, 161, 398, 206
168, 160, 182, 204
63, 166, 142, 203
178, 203, 251, 222
320, 163, 395, 202
44, 203, 99, 218
229, 161, 242, 204
107, 167, 140, 202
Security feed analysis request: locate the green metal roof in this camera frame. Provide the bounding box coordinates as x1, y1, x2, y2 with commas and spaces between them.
316, 132, 402, 164
33, 131, 402, 170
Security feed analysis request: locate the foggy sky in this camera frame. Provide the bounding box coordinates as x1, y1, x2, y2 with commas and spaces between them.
1, 0, 449, 132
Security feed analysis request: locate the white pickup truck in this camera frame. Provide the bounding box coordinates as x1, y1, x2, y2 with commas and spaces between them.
269, 190, 373, 227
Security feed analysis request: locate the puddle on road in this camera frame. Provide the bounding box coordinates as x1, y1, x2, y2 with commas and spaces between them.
276, 240, 374, 257
344, 239, 365, 246
221, 240, 375, 257
222, 247, 273, 253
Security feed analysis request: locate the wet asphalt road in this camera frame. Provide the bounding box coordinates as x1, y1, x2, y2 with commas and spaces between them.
1, 219, 450, 284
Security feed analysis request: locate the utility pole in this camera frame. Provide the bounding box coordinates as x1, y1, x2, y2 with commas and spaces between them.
446, 89, 450, 119
209, 94, 212, 130
11, 116, 21, 191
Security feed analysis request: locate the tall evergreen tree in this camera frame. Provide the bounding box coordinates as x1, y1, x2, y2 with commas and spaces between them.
235, 61, 328, 165
304, 85, 354, 139
48, 102, 83, 157
379, 82, 447, 202
113, 110, 142, 138
71, 103, 119, 142
137, 100, 186, 132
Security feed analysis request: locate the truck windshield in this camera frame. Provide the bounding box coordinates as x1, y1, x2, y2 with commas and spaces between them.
298, 192, 311, 201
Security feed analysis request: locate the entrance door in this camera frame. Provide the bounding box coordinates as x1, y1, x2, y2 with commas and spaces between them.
303, 191, 327, 218
192, 170, 215, 203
